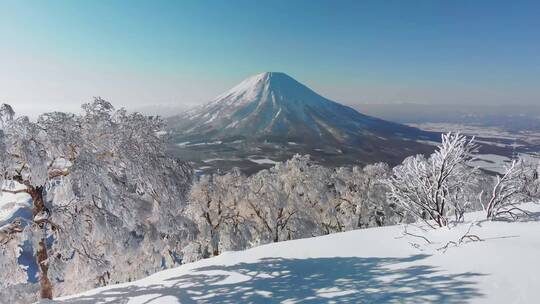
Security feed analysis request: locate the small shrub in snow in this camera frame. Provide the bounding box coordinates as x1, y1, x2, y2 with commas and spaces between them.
485, 159, 533, 220
386, 132, 478, 228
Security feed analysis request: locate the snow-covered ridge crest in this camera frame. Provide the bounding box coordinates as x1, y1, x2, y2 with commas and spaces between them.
208, 72, 323, 108
210, 72, 272, 105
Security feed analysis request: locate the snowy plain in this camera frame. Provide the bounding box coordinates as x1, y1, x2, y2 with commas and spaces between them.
49, 203, 540, 304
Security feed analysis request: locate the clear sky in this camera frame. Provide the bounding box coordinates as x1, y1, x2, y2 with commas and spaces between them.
1, 0, 539, 115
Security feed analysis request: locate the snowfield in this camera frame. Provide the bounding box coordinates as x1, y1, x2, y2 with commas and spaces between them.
469, 154, 512, 174
50, 203, 540, 304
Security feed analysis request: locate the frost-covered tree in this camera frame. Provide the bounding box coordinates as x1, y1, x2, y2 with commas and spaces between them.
245, 161, 302, 243
184, 168, 250, 257
386, 132, 478, 228
0, 100, 193, 300
186, 155, 337, 252
243, 155, 325, 243
485, 159, 532, 220
281, 157, 336, 238
331, 163, 395, 231
185, 155, 401, 251
522, 158, 540, 199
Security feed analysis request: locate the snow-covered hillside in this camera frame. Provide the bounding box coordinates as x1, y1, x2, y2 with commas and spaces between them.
52, 203, 540, 304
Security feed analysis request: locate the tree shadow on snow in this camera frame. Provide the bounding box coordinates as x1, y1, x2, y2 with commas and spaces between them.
59, 254, 485, 304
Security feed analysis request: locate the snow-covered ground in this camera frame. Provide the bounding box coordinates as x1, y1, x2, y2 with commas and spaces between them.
408, 123, 540, 146
469, 153, 539, 174
411, 122, 540, 174
0, 183, 32, 227
469, 154, 513, 174
248, 157, 279, 165
51, 203, 540, 304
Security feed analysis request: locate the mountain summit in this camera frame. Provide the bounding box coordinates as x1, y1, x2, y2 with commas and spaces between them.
168, 72, 436, 173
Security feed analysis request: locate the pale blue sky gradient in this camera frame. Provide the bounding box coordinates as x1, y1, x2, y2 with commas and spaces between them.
1, 0, 539, 115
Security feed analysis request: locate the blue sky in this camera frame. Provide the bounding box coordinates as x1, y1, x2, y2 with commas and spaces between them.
1, 0, 539, 114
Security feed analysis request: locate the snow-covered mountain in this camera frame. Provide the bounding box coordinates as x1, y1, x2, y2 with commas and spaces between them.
167, 72, 437, 173
53, 202, 540, 304
170, 72, 432, 145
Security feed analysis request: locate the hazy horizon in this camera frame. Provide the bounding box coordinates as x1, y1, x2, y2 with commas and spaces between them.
1, 0, 539, 116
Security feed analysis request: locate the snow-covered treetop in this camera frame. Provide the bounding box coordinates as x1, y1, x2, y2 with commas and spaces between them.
0, 99, 194, 296
386, 132, 479, 227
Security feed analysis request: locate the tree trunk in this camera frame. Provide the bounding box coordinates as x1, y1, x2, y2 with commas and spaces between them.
30, 186, 53, 300
210, 230, 219, 256
37, 237, 53, 299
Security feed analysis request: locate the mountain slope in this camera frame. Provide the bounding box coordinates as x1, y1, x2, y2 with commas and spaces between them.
170, 72, 431, 144
167, 72, 437, 173
54, 202, 540, 304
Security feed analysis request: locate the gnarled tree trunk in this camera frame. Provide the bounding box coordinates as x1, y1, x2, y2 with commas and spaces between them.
29, 186, 53, 300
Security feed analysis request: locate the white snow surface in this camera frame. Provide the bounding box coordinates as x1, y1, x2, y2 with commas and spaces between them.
469, 154, 513, 174
0, 183, 31, 226
211, 72, 271, 107
51, 203, 540, 304
248, 157, 279, 165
